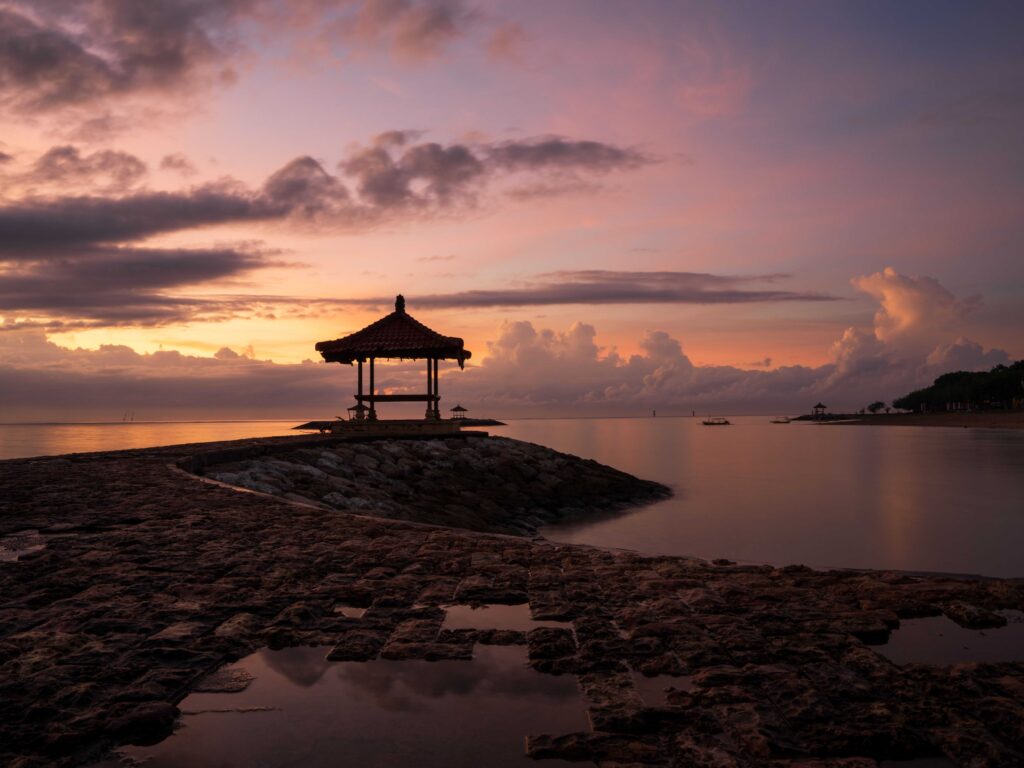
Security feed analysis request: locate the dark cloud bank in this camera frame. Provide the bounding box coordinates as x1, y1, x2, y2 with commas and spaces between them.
0, 134, 657, 327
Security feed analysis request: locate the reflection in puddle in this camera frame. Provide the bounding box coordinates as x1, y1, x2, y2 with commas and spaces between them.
442, 603, 571, 632
630, 671, 693, 706
105, 645, 587, 767
877, 611, 1024, 665
0, 529, 47, 562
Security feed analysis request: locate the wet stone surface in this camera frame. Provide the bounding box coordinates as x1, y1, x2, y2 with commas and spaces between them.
0, 432, 1023, 767
202, 435, 670, 535
0, 529, 48, 562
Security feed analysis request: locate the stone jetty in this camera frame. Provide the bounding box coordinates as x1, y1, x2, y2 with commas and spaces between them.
201, 435, 669, 534
1, 433, 1023, 767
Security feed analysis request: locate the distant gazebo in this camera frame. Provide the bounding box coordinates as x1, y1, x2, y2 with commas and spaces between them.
812, 402, 828, 418
450, 404, 468, 420
316, 295, 472, 420
346, 402, 369, 421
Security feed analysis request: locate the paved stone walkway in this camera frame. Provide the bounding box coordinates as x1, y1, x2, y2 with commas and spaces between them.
1, 435, 1022, 767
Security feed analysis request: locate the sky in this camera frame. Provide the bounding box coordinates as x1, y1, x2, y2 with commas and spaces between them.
0, 0, 1022, 420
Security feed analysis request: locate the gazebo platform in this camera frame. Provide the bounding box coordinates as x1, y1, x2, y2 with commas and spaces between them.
293, 418, 505, 436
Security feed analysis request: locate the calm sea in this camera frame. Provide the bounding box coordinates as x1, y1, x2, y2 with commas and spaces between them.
2, 417, 1022, 577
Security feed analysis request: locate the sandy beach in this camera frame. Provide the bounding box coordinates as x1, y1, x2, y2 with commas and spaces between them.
843, 412, 1024, 429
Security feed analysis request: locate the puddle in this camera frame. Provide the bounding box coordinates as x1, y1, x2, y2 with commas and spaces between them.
0, 529, 47, 562
333, 604, 367, 618
876, 611, 1024, 665
441, 603, 571, 632
630, 671, 693, 706
99, 644, 588, 768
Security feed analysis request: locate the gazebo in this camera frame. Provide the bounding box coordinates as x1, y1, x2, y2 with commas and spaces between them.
450, 404, 468, 420
315, 295, 472, 420
812, 402, 828, 418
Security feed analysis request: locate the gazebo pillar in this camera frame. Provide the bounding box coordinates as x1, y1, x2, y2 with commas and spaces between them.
357, 360, 364, 420
425, 358, 433, 419
432, 358, 440, 419
368, 357, 377, 420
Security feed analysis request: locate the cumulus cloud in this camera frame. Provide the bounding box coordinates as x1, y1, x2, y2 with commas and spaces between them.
851, 267, 980, 354
823, 269, 1006, 394
0, 330, 343, 420
0, 268, 1013, 419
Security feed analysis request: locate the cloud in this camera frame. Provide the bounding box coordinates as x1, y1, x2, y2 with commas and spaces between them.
19, 145, 147, 190
0, 1, 249, 114
0, 1, 514, 137
822, 269, 1006, 394
160, 153, 198, 176
0, 186, 269, 259
328, 0, 477, 61
339, 140, 485, 208
0, 133, 651, 328
850, 267, 980, 354
0, 268, 1012, 419
360, 270, 838, 308
487, 137, 651, 173
0, 246, 275, 327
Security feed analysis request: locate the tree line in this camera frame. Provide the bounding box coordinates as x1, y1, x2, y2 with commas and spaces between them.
892, 361, 1024, 412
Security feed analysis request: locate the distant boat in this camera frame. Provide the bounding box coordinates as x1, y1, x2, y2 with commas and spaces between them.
769, 416, 791, 424
702, 417, 731, 426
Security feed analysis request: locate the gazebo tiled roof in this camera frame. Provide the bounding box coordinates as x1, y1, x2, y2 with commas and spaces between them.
315, 295, 472, 367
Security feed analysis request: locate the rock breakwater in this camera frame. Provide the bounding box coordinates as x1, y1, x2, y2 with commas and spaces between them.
201, 435, 670, 535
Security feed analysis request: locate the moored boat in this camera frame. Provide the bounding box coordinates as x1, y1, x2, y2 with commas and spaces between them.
702, 417, 731, 426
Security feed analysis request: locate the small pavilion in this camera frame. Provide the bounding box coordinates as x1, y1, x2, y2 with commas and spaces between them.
812, 402, 828, 419
450, 404, 468, 420
316, 295, 472, 421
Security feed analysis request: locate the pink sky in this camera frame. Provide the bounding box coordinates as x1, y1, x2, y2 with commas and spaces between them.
0, 1, 1020, 419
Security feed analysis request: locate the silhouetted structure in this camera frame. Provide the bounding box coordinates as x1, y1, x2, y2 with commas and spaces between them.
450, 404, 468, 420
812, 402, 828, 419
893, 361, 1024, 413
346, 403, 369, 421
316, 295, 472, 420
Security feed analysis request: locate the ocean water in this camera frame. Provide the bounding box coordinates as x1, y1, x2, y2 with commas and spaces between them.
2, 416, 1023, 577
492, 417, 1024, 578
0, 420, 300, 459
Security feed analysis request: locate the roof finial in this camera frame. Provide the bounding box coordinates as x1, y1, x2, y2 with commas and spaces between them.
395, 294, 406, 313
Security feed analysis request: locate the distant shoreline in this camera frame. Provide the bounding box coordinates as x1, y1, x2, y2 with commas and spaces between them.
840, 411, 1024, 430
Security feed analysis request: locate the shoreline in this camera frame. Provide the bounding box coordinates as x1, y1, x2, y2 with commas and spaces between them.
2, 434, 1023, 766
838, 411, 1024, 429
